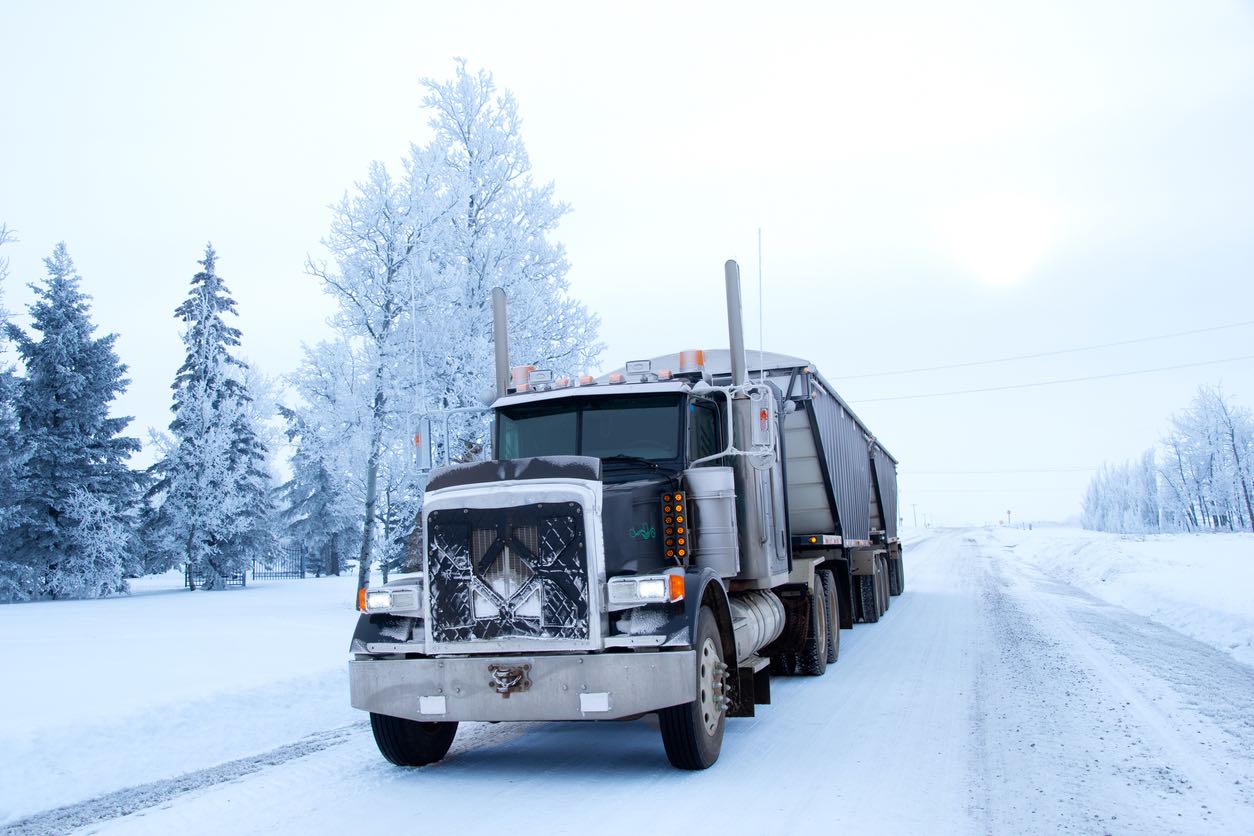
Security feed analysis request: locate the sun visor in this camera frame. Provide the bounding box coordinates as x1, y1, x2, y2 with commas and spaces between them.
427, 455, 603, 492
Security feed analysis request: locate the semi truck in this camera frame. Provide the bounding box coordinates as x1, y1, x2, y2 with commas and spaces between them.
349, 260, 903, 770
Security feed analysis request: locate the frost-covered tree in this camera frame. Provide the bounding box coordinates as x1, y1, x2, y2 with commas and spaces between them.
144, 245, 274, 589
0, 225, 22, 537
1159, 386, 1253, 532
276, 406, 358, 576
0, 243, 140, 601
420, 60, 602, 419
1082, 450, 1159, 534
301, 62, 602, 593
306, 158, 455, 590
1084, 385, 1254, 534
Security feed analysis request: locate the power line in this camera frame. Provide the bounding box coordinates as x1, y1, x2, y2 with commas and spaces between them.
852, 353, 1254, 404
905, 488, 1080, 494
903, 467, 1097, 474
832, 319, 1254, 380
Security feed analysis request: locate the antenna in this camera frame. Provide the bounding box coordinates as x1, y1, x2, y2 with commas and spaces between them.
758, 228, 764, 383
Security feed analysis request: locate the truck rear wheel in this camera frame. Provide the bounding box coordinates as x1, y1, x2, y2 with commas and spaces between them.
798, 583, 829, 676
659, 606, 726, 769
769, 652, 797, 676
878, 556, 890, 614
890, 555, 905, 595
369, 713, 458, 767
818, 569, 839, 663
858, 573, 879, 623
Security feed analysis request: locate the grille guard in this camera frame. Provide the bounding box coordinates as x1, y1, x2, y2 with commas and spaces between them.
422, 477, 606, 654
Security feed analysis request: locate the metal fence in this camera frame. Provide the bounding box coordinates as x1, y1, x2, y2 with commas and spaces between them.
183, 546, 307, 589
251, 545, 306, 580
184, 565, 246, 589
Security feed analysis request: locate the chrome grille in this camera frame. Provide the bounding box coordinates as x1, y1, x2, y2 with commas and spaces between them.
427, 504, 589, 646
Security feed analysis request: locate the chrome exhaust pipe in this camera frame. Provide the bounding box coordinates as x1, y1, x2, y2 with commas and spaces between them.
492, 287, 510, 398
724, 259, 749, 386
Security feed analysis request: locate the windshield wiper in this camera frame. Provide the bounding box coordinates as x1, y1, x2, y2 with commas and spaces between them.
601, 454, 660, 470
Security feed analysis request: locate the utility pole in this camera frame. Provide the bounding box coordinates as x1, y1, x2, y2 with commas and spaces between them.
1007, 509, 1012, 527
912, 503, 918, 527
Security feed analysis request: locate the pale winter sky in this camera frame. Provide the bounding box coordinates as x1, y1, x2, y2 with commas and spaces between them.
2, 0, 1252, 525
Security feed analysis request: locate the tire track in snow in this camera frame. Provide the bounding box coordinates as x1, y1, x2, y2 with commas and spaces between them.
0, 723, 367, 836
967, 529, 1254, 833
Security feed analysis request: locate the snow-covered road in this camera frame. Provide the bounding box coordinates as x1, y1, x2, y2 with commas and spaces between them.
9, 528, 1254, 835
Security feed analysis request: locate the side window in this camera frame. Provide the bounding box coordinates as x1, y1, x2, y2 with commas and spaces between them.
688, 401, 721, 463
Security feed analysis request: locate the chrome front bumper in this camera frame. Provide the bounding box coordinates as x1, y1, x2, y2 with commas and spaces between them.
350, 650, 696, 722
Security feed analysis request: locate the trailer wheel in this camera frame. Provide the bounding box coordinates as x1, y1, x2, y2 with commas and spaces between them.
858, 574, 879, 624
878, 556, 890, 614
369, 714, 458, 767
659, 606, 726, 770
817, 569, 839, 663
798, 584, 829, 676
769, 652, 797, 676
891, 555, 906, 595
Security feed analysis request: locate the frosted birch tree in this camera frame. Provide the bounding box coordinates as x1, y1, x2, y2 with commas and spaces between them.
419, 60, 601, 419
1085, 385, 1254, 534
297, 62, 602, 592
305, 157, 456, 591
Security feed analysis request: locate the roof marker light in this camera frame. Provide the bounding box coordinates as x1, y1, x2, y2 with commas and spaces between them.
579, 374, 595, 386
678, 350, 706, 374
609, 372, 625, 385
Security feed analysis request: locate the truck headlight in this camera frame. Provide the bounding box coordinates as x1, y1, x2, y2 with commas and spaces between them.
358, 582, 422, 614
607, 570, 684, 609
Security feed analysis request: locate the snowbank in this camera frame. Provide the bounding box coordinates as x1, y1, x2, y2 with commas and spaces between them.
0, 572, 364, 825
984, 526, 1254, 667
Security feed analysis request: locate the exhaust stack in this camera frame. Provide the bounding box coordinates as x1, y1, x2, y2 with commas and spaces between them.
724, 259, 749, 386
492, 287, 510, 398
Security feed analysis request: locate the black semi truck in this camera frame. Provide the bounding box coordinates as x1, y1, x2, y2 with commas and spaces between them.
349, 260, 903, 769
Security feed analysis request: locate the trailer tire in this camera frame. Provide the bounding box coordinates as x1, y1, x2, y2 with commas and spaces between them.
798, 584, 829, 676
858, 574, 879, 624
659, 606, 726, 770
817, 569, 839, 663
878, 556, 890, 614
369, 714, 458, 767
892, 555, 906, 595
769, 652, 797, 676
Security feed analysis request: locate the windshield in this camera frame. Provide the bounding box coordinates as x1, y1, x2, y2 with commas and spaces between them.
497, 394, 682, 465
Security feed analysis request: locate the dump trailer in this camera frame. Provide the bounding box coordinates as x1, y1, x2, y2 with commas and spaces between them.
349, 260, 903, 770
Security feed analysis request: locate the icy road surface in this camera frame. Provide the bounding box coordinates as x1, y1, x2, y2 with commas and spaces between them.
8, 528, 1254, 835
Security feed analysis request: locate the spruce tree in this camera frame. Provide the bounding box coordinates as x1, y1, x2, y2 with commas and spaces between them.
276, 406, 357, 577
145, 244, 274, 589
0, 224, 22, 540
0, 243, 140, 601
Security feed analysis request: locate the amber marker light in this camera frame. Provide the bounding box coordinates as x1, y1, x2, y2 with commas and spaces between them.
356, 587, 367, 612
668, 573, 685, 601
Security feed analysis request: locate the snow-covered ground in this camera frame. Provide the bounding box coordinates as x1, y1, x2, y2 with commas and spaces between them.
3, 529, 1254, 835
985, 526, 1254, 666
0, 571, 363, 825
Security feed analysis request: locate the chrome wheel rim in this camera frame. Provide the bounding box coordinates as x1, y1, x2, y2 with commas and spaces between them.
698, 636, 724, 736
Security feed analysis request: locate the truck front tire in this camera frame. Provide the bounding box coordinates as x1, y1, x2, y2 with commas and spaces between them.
370, 713, 458, 767
659, 606, 726, 769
